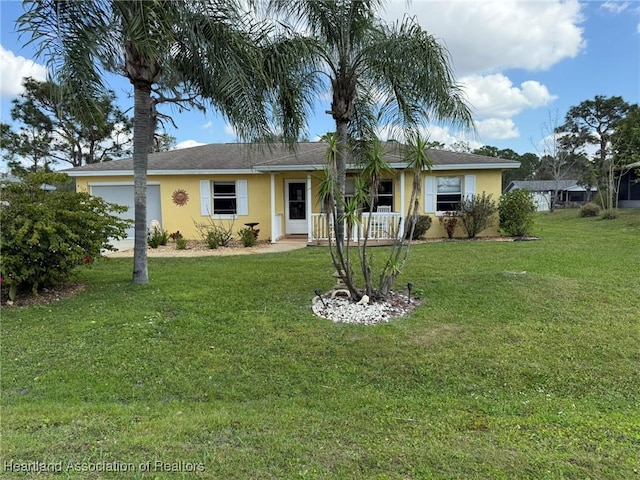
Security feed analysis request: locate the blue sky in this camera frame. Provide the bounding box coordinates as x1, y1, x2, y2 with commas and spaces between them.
1, 0, 639, 166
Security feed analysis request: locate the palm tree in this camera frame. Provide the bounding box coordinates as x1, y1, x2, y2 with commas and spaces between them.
18, 0, 311, 284
268, 0, 474, 246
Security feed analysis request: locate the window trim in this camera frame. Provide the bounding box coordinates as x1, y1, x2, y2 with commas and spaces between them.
212, 181, 237, 216
199, 179, 248, 217
425, 174, 476, 215
436, 176, 462, 213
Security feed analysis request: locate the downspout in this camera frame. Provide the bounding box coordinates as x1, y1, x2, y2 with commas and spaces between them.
270, 173, 276, 243
307, 174, 313, 243
399, 171, 406, 239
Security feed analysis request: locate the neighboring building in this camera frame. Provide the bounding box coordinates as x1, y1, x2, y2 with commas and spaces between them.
0, 173, 57, 191
65, 142, 519, 242
504, 180, 595, 212
618, 162, 640, 208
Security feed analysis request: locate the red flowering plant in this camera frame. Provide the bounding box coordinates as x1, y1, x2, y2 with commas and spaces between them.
438, 211, 458, 239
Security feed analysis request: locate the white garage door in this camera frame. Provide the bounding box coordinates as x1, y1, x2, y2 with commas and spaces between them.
90, 184, 162, 238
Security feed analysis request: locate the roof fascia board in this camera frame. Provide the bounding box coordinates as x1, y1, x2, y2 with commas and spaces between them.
429, 162, 521, 171
88, 181, 161, 186
67, 169, 258, 177
67, 162, 520, 176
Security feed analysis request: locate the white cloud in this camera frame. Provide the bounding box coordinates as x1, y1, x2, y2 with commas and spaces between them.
223, 124, 237, 137
375, 123, 482, 151
0, 45, 47, 97
383, 0, 585, 75
174, 140, 207, 150
476, 118, 519, 141
461, 74, 557, 119
201, 120, 213, 130
601, 1, 629, 14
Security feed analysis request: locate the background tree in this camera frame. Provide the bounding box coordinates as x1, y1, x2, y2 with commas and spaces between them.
0, 117, 54, 174
1, 77, 132, 171
152, 132, 177, 153
534, 110, 588, 211
19, 0, 311, 284
557, 95, 630, 212
613, 104, 640, 167
472, 145, 539, 188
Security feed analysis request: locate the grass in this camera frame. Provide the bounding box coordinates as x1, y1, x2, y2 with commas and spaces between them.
2, 210, 639, 479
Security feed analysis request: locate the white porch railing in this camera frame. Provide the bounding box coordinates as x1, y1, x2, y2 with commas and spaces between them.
310, 212, 402, 242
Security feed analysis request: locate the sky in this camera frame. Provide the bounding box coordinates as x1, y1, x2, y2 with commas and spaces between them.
1, 0, 639, 168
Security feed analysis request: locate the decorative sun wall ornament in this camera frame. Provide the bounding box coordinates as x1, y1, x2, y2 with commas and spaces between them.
171, 189, 189, 206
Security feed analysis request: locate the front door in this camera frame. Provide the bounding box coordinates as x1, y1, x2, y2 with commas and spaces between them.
285, 180, 307, 234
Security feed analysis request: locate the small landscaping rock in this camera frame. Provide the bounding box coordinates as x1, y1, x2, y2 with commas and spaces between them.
312, 291, 420, 325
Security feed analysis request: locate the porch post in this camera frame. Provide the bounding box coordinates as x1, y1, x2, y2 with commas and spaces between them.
399, 171, 406, 238
307, 174, 312, 243
270, 173, 276, 243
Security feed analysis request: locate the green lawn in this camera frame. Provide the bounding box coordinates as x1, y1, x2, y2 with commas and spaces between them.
2, 210, 639, 479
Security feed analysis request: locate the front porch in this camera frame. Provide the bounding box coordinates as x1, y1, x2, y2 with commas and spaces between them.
308, 212, 403, 242
267, 172, 407, 244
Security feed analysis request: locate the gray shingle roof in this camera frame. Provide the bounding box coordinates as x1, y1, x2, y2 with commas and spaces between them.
65, 141, 519, 174
507, 180, 582, 192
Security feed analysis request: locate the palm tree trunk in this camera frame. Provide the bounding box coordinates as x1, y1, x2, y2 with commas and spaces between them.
335, 119, 349, 246
132, 81, 151, 284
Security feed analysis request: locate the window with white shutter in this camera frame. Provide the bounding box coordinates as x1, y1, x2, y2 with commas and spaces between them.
199, 180, 249, 217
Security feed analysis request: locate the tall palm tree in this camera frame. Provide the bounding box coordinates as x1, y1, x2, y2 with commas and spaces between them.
18, 0, 311, 284
268, 0, 474, 244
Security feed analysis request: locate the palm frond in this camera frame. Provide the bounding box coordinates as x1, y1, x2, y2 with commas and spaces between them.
361, 15, 475, 135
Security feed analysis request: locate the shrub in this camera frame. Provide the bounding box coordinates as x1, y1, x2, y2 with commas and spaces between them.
438, 212, 458, 239
194, 218, 233, 249
579, 202, 600, 217
404, 215, 432, 240
0, 172, 130, 300
175, 236, 188, 250
238, 227, 257, 247
169, 231, 183, 241
601, 209, 618, 220
458, 192, 497, 238
499, 189, 537, 236
204, 230, 224, 249
147, 226, 169, 248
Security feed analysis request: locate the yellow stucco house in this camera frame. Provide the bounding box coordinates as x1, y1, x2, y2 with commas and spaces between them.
66, 142, 519, 242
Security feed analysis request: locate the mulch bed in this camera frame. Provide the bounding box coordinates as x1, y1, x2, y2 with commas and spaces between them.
1, 283, 86, 308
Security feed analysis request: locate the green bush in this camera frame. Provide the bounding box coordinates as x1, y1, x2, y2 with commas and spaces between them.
499, 189, 537, 237
175, 236, 188, 250
579, 202, 600, 217
147, 226, 169, 248
459, 192, 497, 238
601, 209, 619, 220
404, 215, 432, 240
0, 172, 130, 300
238, 227, 257, 247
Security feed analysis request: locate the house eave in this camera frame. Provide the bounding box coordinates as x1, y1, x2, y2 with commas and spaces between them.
66, 162, 520, 176
254, 164, 324, 172
67, 168, 259, 177
427, 162, 521, 171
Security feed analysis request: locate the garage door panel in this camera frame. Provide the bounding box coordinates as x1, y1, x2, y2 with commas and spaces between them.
90, 185, 161, 238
